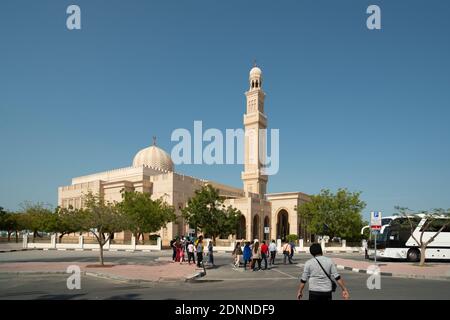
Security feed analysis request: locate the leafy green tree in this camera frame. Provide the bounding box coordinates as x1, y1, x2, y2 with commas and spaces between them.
0, 207, 8, 234
182, 185, 241, 244
117, 190, 176, 244
19, 202, 54, 240
7, 214, 22, 242
286, 234, 299, 243
0, 208, 23, 242
81, 192, 126, 265
218, 205, 242, 239
53, 206, 87, 243
297, 189, 365, 241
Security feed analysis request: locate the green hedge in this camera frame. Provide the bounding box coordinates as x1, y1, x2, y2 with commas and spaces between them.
286, 234, 299, 242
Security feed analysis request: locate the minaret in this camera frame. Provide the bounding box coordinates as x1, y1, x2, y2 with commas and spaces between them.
241, 63, 268, 199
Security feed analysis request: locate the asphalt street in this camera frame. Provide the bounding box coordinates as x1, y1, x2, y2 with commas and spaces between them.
0, 250, 449, 300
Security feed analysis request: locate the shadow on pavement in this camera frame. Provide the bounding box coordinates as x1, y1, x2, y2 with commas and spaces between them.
35, 293, 86, 300
109, 293, 142, 300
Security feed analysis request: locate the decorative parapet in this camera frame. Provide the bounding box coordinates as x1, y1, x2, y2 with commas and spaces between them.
173, 172, 207, 183
60, 180, 101, 192
71, 165, 171, 185
266, 191, 311, 203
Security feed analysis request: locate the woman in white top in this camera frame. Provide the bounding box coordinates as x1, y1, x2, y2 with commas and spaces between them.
269, 240, 277, 265
251, 242, 262, 271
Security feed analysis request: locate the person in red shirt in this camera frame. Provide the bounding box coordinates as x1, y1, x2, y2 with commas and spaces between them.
261, 241, 269, 270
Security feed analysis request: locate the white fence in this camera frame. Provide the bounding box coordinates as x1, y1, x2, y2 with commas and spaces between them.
22, 235, 362, 253
296, 239, 363, 253
23, 234, 162, 252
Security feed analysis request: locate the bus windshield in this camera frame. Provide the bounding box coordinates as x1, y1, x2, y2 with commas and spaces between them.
367, 227, 389, 249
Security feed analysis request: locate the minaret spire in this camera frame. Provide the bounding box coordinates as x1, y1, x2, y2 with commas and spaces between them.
242, 65, 268, 199
152, 136, 157, 146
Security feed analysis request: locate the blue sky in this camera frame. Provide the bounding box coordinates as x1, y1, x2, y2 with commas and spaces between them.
1, 0, 449, 220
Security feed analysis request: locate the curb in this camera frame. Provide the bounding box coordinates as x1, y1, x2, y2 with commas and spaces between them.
0, 249, 30, 253
185, 271, 206, 282
0, 270, 71, 275
84, 271, 152, 284
335, 265, 450, 281
84, 270, 203, 284
325, 250, 362, 254
0, 269, 203, 284
295, 250, 362, 254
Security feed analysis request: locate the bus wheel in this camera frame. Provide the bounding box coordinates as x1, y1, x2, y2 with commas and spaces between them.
407, 248, 420, 262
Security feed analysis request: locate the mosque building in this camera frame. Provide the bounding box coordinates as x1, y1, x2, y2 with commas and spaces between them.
58, 65, 310, 246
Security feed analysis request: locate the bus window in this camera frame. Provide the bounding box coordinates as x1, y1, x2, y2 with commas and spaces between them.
420, 219, 450, 233
389, 231, 400, 241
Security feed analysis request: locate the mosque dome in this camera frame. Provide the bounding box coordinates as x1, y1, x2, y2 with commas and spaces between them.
132, 138, 174, 172
250, 66, 262, 77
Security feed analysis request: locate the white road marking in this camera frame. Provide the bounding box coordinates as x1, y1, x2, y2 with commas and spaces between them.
270, 268, 297, 279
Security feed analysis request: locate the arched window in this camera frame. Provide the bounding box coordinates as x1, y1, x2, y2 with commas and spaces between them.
277, 209, 289, 241
251, 81, 254, 88
255, 80, 259, 88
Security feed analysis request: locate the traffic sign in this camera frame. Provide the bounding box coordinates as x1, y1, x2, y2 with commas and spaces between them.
370, 211, 382, 230
264, 227, 270, 234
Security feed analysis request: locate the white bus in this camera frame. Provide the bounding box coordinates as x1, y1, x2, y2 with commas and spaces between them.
366, 215, 450, 262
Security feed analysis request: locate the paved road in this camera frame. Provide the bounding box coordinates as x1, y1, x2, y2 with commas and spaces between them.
1, 250, 449, 300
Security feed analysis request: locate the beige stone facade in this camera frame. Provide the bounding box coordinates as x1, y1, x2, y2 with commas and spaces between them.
58, 65, 310, 246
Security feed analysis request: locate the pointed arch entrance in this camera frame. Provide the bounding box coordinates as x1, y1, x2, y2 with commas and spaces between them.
236, 215, 246, 240
263, 216, 270, 240
277, 209, 289, 242
252, 215, 260, 240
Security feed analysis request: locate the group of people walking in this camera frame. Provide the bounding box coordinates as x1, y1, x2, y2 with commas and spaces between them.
170, 235, 215, 268
232, 240, 350, 300
232, 239, 287, 271
170, 236, 350, 300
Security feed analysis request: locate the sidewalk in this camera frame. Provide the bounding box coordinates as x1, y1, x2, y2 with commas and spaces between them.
0, 242, 25, 253
0, 261, 204, 283
332, 257, 450, 280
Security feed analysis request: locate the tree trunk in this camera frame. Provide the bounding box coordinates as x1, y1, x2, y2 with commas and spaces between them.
99, 242, 104, 266
7, 231, 11, 242
419, 245, 426, 266
15, 231, 18, 243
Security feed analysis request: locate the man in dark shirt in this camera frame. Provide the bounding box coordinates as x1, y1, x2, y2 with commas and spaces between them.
170, 238, 177, 262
